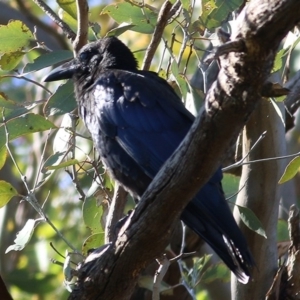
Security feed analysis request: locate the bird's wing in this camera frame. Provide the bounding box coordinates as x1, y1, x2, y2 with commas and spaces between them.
91, 69, 194, 178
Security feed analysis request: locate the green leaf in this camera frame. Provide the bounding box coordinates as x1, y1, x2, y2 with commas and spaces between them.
0, 51, 25, 71
82, 196, 104, 234
101, 3, 157, 34
106, 23, 136, 37
0, 180, 17, 207
5, 219, 36, 253
0, 20, 33, 54
273, 48, 285, 73
59, 10, 96, 41
236, 205, 267, 238
185, 80, 205, 116
46, 158, 79, 170
0, 93, 31, 122
0, 93, 21, 109
22, 50, 73, 74
201, 0, 242, 29
279, 156, 300, 184
59, 9, 77, 33
44, 80, 76, 117
0, 146, 6, 170
0, 113, 56, 150
37, 151, 67, 188
181, 0, 191, 10
82, 233, 105, 256
200, 0, 217, 25
171, 61, 188, 100
57, 0, 77, 19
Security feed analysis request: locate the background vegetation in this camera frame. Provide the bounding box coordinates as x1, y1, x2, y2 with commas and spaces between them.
0, 0, 299, 299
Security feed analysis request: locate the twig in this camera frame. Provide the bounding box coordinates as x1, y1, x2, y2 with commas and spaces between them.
223, 131, 266, 171
0, 74, 52, 94
33, 130, 52, 190
31, 0, 76, 40
73, 0, 89, 54
225, 150, 300, 170
167, 0, 181, 22
153, 254, 170, 300
177, 223, 196, 299
69, 113, 86, 200
176, 0, 196, 67
142, 1, 173, 70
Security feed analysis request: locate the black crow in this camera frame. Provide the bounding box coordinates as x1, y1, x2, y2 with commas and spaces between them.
44, 36, 254, 283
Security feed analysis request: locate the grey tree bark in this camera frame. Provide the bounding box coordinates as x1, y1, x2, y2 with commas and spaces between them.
232, 100, 286, 299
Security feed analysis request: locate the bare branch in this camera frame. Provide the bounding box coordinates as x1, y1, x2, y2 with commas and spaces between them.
31, 0, 76, 41
73, 0, 89, 54
142, 1, 173, 70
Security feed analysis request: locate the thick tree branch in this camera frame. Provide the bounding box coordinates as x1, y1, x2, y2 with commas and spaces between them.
69, 1, 300, 299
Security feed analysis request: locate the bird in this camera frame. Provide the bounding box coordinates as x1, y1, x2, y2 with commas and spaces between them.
44, 36, 254, 283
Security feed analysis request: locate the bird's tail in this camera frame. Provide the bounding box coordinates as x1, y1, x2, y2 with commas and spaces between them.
180, 172, 255, 283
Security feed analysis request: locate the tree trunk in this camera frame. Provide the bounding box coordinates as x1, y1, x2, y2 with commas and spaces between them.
232, 100, 285, 299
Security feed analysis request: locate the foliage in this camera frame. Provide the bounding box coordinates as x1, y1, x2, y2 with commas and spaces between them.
0, 0, 299, 299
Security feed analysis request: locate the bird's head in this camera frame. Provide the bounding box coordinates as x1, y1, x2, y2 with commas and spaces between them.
44, 36, 138, 82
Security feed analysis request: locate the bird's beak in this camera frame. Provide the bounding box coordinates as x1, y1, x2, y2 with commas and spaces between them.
44, 59, 80, 82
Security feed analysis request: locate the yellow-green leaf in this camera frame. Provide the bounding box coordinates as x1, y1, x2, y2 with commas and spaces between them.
0, 20, 33, 54
101, 3, 157, 34
46, 159, 79, 170
279, 156, 300, 184
82, 233, 105, 256
57, 0, 77, 19
0, 146, 7, 170
82, 196, 104, 234
0, 51, 25, 71
0, 113, 56, 150
0, 180, 18, 207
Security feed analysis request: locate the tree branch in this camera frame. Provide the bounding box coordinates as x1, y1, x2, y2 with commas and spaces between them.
73, 0, 89, 54
105, 183, 128, 243
142, 0, 173, 70
69, 1, 300, 299
31, 0, 76, 41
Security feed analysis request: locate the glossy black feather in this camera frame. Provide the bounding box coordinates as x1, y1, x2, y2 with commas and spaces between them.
44, 36, 254, 283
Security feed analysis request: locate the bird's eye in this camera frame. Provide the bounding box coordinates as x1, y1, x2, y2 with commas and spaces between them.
79, 51, 91, 62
